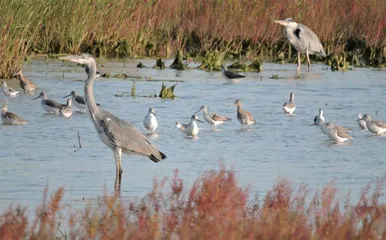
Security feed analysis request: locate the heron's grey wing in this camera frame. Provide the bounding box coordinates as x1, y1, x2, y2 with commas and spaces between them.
211, 113, 231, 121
45, 100, 65, 109
75, 96, 86, 105
224, 70, 246, 79
100, 114, 166, 162
373, 120, 386, 128
296, 24, 326, 56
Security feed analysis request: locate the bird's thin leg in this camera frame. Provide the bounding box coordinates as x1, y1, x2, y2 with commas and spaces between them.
306, 51, 311, 72
113, 147, 123, 190
297, 52, 301, 73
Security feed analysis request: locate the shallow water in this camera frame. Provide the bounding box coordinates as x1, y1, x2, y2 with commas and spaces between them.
1, 59, 385, 211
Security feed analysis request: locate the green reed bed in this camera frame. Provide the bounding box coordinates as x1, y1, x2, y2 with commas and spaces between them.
0, 167, 385, 239
1, 0, 386, 77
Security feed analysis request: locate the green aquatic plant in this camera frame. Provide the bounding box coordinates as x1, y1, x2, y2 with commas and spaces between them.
154, 58, 166, 70
169, 50, 186, 70
159, 83, 176, 99
130, 81, 136, 97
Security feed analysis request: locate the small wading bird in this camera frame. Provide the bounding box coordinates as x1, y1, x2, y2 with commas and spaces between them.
360, 114, 386, 135
274, 18, 326, 72
234, 100, 256, 128
60, 99, 73, 118
2, 81, 19, 97
312, 109, 325, 126
282, 92, 296, 115
221, 65, 246, 84
143, 108, 158, 133
16, 70, 38, 94
1, 103, 28, 125
195, 105, 231, 130
323, 123, 353, 143
357, 113, 367, 130
59, 54, 166, 190
175, 115, 203, 138
33, 92, 65, 114
64, 91, 101, 111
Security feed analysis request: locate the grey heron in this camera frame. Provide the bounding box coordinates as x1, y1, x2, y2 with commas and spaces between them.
234, 100, 256, 128
59, 54, 166, 190
143, 108, 158, 133
2, 81, 19, 97
194, 105, 231, 130
32, 92, 65, 114
282, 92, 296, 115
274, 18, 326, 72
1, 103, 28, 125
221, 65, 246, 83
16, 70, 38, 94
360, 114, 386, 135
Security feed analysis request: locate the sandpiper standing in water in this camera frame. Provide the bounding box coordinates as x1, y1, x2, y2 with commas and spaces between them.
143, 108, 158, 133
282, 92, 296, 115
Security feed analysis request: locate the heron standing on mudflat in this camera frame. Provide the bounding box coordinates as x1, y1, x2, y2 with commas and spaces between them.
59, 54, 166, 190
274, 18, 326, 72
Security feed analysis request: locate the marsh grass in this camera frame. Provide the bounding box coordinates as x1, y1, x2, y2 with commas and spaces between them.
0, 167, 385, 239
1, 0, 386, 76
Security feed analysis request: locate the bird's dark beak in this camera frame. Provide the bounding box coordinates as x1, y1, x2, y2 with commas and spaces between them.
32, 96, 40, 100
194, 109, 201, 114
63, 94, 71, 98
153, 113, 156, 116
197, 119, 204, 123
309, 122, 317, 126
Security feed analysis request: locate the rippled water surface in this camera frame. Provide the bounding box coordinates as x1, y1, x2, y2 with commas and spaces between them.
1, 59, 385, 211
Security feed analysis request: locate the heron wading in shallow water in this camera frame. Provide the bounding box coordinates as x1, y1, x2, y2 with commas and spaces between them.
59, 54, 166, 190
274, 18, 326, 73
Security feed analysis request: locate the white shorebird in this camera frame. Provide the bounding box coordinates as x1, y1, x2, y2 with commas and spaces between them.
60, 99, 73, 118
60, 54, 166, 190
32, 92, 66, 114
360, 114, 386, 135
195, 105, 231, 130
143, 108, 158, 133
2, 81, 19, 97
357, 113, 367, 130
282, 92, 296, 115
1, 103, 28, 125
234, 100, 256, 128
16, 70, 38, 94
221, 65, 246, 84
312, 109, 325, 126
323, 123, 353, 143
175, 115, 203, 137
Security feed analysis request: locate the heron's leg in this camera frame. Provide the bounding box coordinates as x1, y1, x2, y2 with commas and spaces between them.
297, 52, 301, 72
113, 147, 123, 189
306, 51, 311, 72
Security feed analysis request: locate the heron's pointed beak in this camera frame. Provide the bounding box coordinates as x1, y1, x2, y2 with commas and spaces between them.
274, 20, 287, 26
63, 94, 71, 98
59, 55, 83, 64
32, 96, 40, 100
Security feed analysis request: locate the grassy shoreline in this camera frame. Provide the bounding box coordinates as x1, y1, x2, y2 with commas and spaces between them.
1, 0, 386, 77
0, 167, 385, 239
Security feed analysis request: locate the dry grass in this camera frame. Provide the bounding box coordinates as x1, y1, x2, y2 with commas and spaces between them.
1, 167, 385, 239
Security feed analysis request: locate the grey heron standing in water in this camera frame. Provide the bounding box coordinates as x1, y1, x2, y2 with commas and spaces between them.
274, 18, 326, 72
59, 54, 166, 190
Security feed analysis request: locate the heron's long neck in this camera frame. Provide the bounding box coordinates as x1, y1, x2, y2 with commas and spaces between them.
84, 62, 99, 115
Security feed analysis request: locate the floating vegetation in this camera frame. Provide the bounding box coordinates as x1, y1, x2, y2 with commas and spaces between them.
269, 74, 286, 80
248, 59, 262, 72
227, 61, 248, 71
112, 73, 129, 78
169, 50, 187, 70
136, 62, 147, 68
198, 50, 225, 71
154, 58, 165, 70
159, 83, 176, 99
326, 53, 349, 71
130, 81, 136, 97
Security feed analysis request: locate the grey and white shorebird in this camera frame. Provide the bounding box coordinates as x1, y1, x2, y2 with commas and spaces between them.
195, 105, 231, 130
282, 92, 296, 115
16, 70, 38, 94
63, 90, 101, 111
1, 103, 28, 125
143, 108, 158, 133
234, 100, 256, 128
311, 109, 351, 136
221, 65, 246, 84
357, 113, 367, 130
59, 54, 166, 190
33, 92, 65, 114
1, 81, 19, 97
175, 114, 203, 137
312, 109, 325, 126
274, 18, 326, 72
360, 114, 386, 135
322, 123, 353, 143
60, 98, 73, 118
